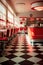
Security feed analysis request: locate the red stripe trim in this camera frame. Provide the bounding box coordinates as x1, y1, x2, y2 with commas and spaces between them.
31, 6, 43, 11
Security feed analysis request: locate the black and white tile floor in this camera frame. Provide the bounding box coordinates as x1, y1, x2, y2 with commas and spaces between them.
0, 34, 43, 65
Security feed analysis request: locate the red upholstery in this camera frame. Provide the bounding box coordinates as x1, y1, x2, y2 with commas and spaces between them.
15, 28, 19, 34
0, 37, 8, 41
24, 27, 27, 31
20, 27, 23, 31
28, 27, 43, 39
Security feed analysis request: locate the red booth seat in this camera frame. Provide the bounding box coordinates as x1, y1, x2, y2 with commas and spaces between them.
28, 27, 43, 39
0, 37, 8, 41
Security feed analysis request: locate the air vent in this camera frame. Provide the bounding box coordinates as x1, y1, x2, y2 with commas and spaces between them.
16, 3, 25, 5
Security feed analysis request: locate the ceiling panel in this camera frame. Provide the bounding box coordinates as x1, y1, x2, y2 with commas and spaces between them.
6, 0, 43, 17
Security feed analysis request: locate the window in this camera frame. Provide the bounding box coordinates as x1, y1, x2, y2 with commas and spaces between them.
0, 2, 6, 27
8, 11, 13, 23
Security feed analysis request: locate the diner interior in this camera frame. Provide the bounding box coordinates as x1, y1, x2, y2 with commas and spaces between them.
0, 0, 43, 65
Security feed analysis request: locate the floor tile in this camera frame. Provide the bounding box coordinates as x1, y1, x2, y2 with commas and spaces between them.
14, 52, 24, 56
0, 57, 9, 63
19, 60, 34, 65
5, 54, 17, 59
35, 54, 43, 59
27, 52, 38, 56
1, 60, 16, 65
0, 34, 43, 65
27, 57, 42, 63
37, 60, 43, 65
20, 54, 32, 59
11, 57, 25, 63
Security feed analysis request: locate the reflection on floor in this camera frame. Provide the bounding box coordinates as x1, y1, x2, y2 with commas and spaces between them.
0, 34, 43, 65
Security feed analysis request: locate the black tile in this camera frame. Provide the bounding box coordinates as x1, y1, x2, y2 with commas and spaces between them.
35, 54, 43, 59
37, 60, 43, 65
21, 50, 28, 53
20, 54, 32, 59
19, 60, 34, 65
33, 46, 40, 49
1, 60, 16, 65
9, 50, 17, 53
34, 49, 42, 53
5, 54, 17, 59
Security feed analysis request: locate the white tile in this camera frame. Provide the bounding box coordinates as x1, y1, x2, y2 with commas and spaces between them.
15, 49, 24, 51
14, 52, 24, 56
27, 57, 41, 63
37, 46, 43, 49
35, 43, 42, 46
0, 57, 9, 63
5, 49, 13, 51
40, 52, 43, 55
0, 64, 2, 65
38, 49, 43, 51
6, 45, 14, 48
35, 43, 39, 45
11, 57, 25, 63
17, 46, 24, 48
27, 52, 38, 56
14, 64, 20, 65
17, 43, 24, 45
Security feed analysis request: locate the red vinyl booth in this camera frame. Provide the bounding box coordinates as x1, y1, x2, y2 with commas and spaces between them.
28, 27, 43, 40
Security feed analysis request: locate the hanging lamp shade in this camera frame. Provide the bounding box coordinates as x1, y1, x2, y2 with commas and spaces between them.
31, 1, 43, 11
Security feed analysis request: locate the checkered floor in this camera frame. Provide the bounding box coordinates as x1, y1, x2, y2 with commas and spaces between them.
0, 34, 43, 65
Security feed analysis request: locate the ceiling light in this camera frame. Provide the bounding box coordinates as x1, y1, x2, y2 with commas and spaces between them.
31, 1, 43, 11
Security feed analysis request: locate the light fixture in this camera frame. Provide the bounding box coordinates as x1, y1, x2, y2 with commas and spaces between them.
31, 1, 43, 11
16, 3, 25, 5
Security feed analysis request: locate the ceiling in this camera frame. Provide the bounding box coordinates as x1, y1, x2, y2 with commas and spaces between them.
7, 0, 43, 17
